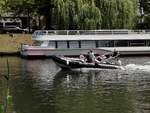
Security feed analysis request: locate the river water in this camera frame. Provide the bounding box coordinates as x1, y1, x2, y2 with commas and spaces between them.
0, 56, 150, 113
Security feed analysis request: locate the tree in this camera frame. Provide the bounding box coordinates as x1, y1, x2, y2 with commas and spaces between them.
0, 0, 140, 30
5, 0, 35, 15
139, 0, 150, 28
54, 0, 101, 30
54, 0, 69, 29
6, 0, 36, 32
96, 0, 138, 29
35, 0, 55, 29
0, 0, 11, 16
78, 1, 101, 29
139, 0, 150, 14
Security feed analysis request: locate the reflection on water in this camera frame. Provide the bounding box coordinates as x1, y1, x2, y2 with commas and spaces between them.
0, 56, 150, 113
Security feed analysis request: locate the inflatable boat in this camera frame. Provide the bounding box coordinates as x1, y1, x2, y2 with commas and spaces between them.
52, 56, 123, 70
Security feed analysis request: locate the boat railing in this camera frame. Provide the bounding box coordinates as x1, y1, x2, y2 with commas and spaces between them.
32, 30, 150, 38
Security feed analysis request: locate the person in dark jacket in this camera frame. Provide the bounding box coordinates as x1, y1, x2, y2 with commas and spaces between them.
86, 50, 95, 63
112, 49, 119, 57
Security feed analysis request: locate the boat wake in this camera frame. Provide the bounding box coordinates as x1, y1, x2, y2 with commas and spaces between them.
125, 63, 150, 72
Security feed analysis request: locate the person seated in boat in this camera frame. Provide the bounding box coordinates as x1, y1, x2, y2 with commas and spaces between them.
105, 54, 112, 59
79, 53, 86, 62
97, 54, 107, 60
86, 50, 95, 63
96, 55, 102, 61
103, 51, 116, 59
96, 54, 107, 63
112, 49, 119, 57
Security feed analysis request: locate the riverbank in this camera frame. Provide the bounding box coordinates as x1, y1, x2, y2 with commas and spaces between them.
0, 34, 32, 56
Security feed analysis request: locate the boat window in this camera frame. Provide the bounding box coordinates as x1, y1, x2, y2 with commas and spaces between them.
48, 41, 56, 48
36, 31, 46, 35
47, 31, 55, 35
113, 31, 128, 34
41, 41, 49, 47
147, 40, 150, 46
129, 40, 146, 46
115, 40, 128, 47
97, 40, 114, 47
32, 41, 43, 46
57, 41, 68, 49
68, 31, 79, 35
69, 41, 79, 48
80, 41, 96, 48
56, 31, 67, 35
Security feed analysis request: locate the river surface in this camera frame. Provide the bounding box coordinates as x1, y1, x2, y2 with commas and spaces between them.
0, 56, 150, 113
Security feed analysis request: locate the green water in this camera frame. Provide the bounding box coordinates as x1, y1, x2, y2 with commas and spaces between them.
0, 57, 150, 113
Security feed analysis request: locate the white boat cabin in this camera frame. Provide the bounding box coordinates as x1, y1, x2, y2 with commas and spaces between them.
32, 30, 150, 49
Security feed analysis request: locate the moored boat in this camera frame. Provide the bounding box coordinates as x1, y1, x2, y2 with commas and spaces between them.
20, 30, 150, 58
52, 56, 123, 70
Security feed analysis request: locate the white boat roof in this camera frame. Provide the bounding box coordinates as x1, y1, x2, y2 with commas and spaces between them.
34, 34, 150, 41
33, 30, 150, 41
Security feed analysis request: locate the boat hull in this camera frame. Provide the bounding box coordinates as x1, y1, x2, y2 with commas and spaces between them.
52, 56, 122, 70
21, 45, 150, 58
20, 46, 110, 58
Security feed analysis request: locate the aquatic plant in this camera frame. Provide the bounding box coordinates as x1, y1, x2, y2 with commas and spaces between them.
0, 104, 4, 113
1, 59, 13, 113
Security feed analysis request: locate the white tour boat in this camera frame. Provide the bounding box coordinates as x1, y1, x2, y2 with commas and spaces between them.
20, 30, 150, 58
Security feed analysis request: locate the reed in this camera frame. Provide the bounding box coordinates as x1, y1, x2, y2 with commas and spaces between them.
0, 104, 4, 113
1, 59, 13, 113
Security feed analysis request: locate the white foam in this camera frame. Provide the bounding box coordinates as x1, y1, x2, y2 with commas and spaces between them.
144, 61, 150, 65
125, 63, 150, 72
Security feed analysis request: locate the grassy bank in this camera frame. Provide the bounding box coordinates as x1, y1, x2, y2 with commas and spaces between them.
0, 34, 32, 52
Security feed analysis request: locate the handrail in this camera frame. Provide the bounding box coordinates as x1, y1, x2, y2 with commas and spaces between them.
32, 30, 150, 38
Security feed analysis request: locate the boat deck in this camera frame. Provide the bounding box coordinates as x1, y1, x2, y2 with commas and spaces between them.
101, 47, 150, 56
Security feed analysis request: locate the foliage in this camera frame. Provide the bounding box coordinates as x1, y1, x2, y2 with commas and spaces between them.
78, 1, 101, 29
0, 0, 141, 29
6, 89, 13, 106
96, 0, 138, 29
0, 104, 4, 113
54, 0, 138, 29
54, 0, 101, 29
139, 0, 150, 28
0, 0, 10, 15
140, 0, 150, 14
7, 0, 35, 15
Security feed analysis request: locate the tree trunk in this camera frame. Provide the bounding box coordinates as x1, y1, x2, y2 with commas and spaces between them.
45, 9, 52, 29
